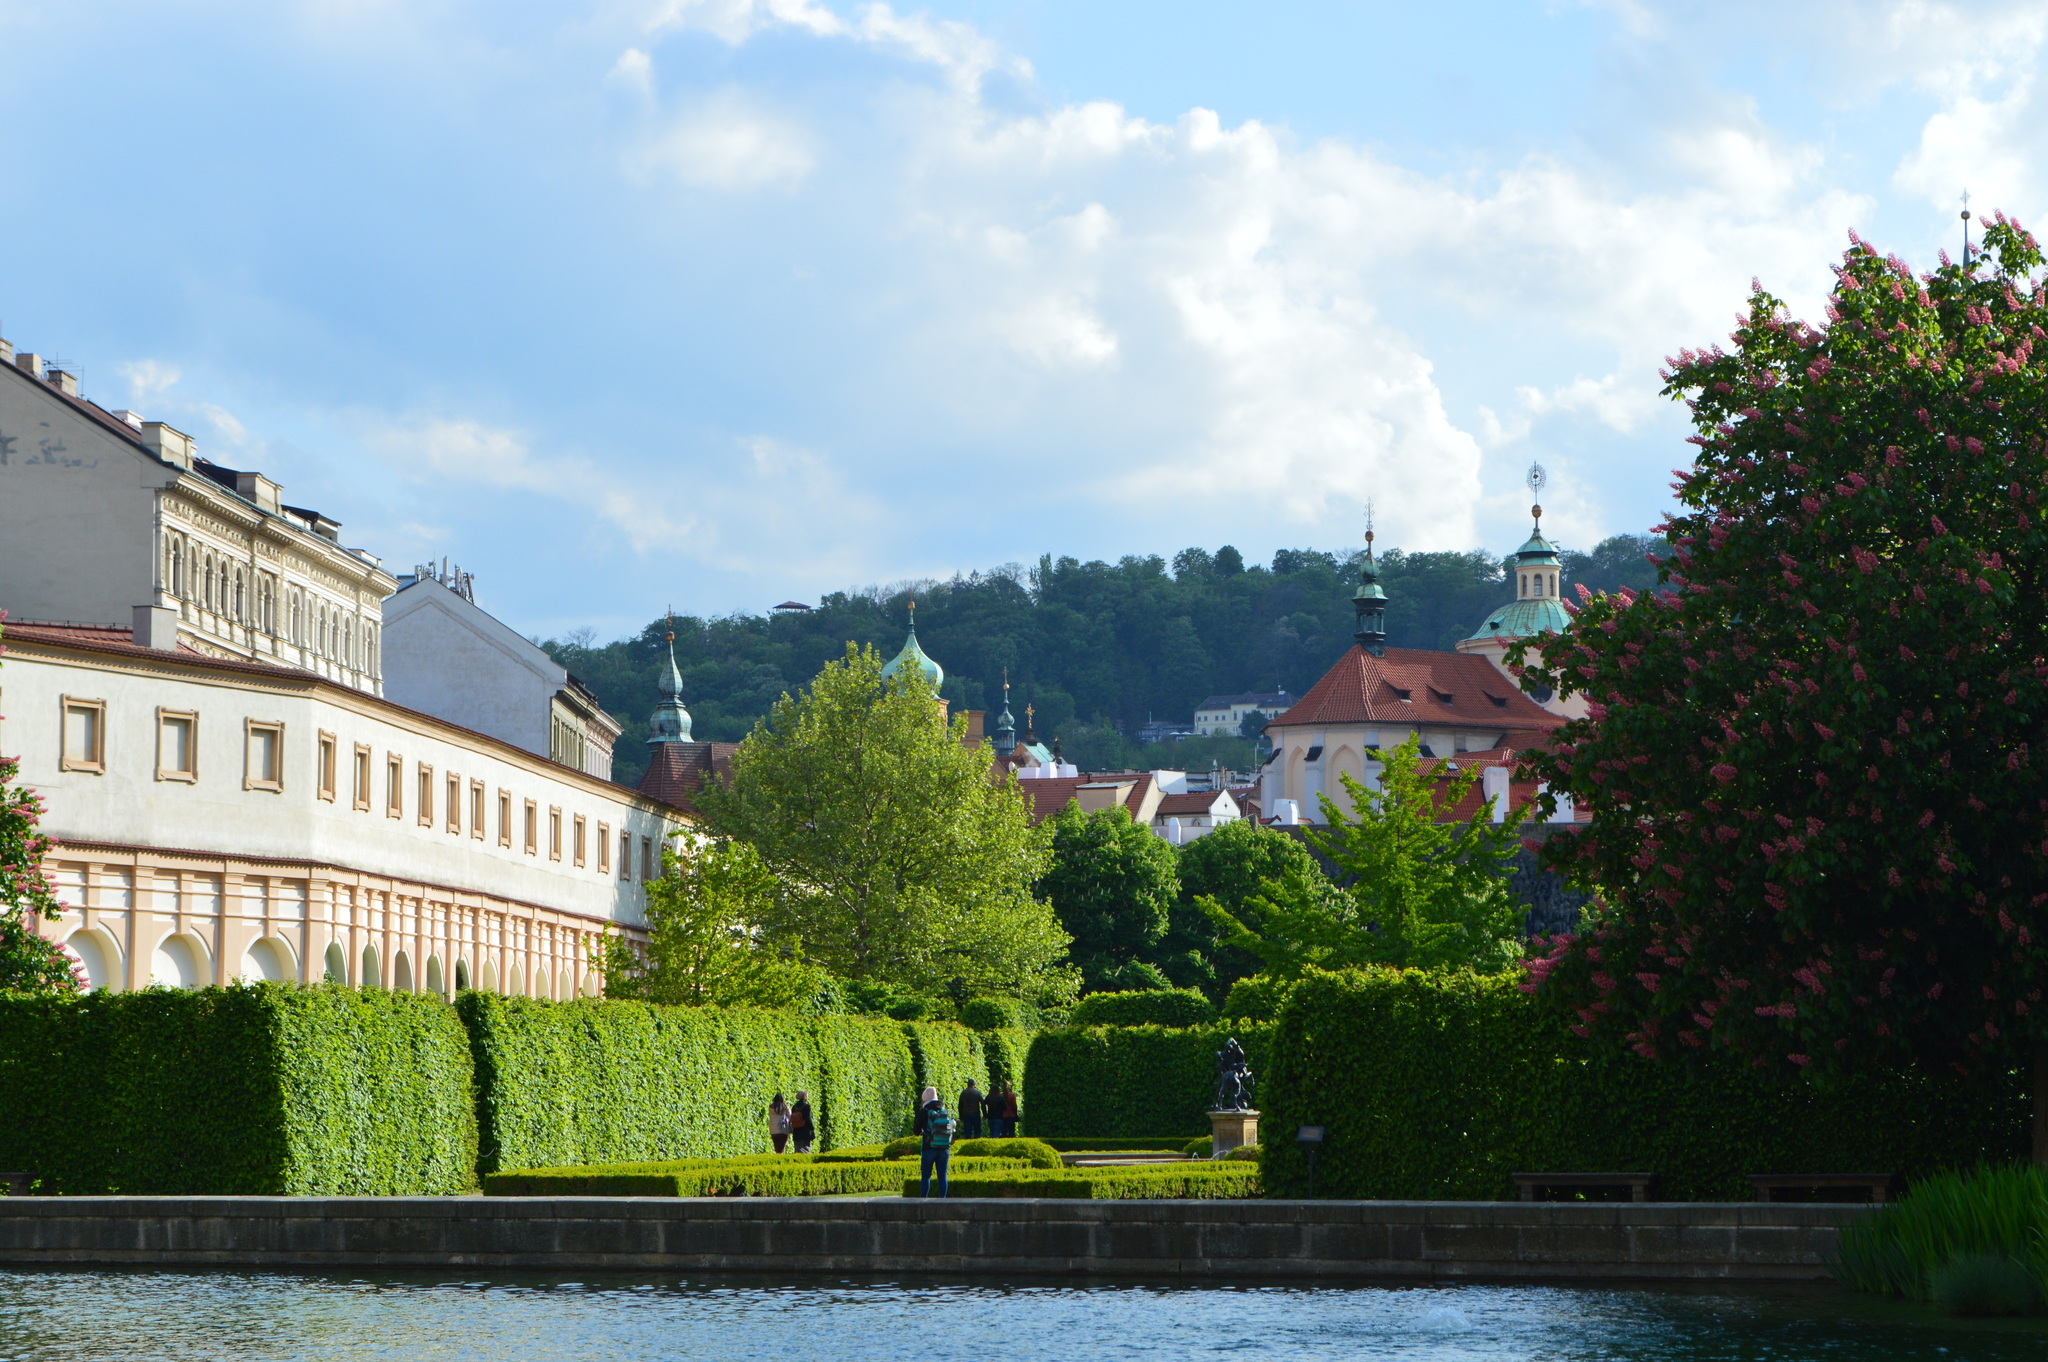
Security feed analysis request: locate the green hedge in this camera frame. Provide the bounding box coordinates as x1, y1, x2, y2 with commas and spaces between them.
1260, 968, 2031, 1201
951, 1137, 1062, 1168
1040, 1137, 1201, 1152
980, 1027, 1032, 1104
487, 1154, 1028, 1196
0, 984, 475, 1195
460, 994, 938, 1173
907, 1163, 1261, 1199
1067, 989, 1218, 1028
903, 1020, 990, 1103
1220, 975, 1294, 1022
1023, 1023, 1274, 1139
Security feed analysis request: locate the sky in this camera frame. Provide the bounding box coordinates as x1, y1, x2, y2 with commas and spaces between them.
0, 0, 2040, 640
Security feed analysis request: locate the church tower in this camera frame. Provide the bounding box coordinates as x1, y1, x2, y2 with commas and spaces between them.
1353, 520, 1389, 656
646, 619, 694, 745
1455, 464, 1584, 718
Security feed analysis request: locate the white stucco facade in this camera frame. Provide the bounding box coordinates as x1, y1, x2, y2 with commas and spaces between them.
3, 627, 677, 997
0, 346, 395, 691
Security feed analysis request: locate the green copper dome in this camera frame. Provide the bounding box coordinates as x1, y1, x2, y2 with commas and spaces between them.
1466, 596, 1573, 642
646, 632, 694, 744
881, 614, 944, 689
1466, 521, 1570, 642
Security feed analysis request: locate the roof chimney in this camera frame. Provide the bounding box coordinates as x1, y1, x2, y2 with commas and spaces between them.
47, 369, 78, 397
141, 422, 195, 468
111, 410, 145, 431
0, 338, 13, 365
15, 352, 43, 379
234, 470, 283, 513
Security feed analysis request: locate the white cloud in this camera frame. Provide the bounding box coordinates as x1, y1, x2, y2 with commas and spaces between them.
202, 404, 250, 445
363, 416, 561, 493
647, 0, 1024, 94
608, 46, 654, 99
626, 90, 814, 189
118, 359, 181, 401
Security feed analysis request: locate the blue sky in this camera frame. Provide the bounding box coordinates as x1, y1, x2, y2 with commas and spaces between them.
0, 0, 2038, 639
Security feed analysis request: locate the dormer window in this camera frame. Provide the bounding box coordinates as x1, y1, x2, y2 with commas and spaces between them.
1304, 745, 1324, 762
1431, 687, 1454, 705
1484, 691, 1510, 709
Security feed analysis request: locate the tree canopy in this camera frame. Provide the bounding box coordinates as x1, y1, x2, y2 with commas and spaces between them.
693, 643, 1074, 1004
1035, 804, 1180, 994
547, 537, 1665, 787
1521, 222, 2048, 1101
598, 836, 821, 1009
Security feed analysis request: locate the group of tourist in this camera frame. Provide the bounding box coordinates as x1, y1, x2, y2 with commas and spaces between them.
955, 1078, 1018, 1139
766, 1092, 814, 1154
766, 1077, 1022, 1198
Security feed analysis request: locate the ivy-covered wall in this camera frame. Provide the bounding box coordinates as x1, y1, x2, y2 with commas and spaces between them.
0, 985, 476, 1195
1258, 968, 2030, 1200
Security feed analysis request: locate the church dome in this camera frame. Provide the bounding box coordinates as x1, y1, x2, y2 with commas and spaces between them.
1466, 520, 1570, 643
1466, 595, 1573, 643
881, 618, 944, 689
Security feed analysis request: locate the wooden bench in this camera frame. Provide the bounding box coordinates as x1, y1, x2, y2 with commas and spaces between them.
1513, 1172, 1657, 1203
1748, 1173, 1896, 1203
0, 1172, 31, 1198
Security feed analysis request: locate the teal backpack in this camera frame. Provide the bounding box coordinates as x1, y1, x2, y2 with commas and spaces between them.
926, 1106, 953, 1149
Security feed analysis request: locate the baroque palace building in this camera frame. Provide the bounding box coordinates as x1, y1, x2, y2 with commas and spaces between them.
0, 332, 679, 995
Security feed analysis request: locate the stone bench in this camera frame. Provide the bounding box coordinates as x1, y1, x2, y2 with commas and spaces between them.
1513, 1172, 1658, 1203
1748, 1173, 1896, 1203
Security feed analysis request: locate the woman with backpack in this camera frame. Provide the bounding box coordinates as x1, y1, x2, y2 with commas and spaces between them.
913, 1085, 953, 1198
768, 1093, 793, 1153
790, 1090, 815, 1154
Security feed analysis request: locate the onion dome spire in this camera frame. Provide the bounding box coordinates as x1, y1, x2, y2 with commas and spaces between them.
647, 612, 694, 745
880, 594, 944, 689
992, 667, 1016, 750
1352, 505, 1388, 656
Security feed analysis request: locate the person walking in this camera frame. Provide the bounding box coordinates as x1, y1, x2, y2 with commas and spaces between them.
768, 1093, 793, 1154
958, 1079, 986, 1140
996, 1081, 1019, 1137
914, 1085, 953, 1198
790, 1090, 815, 1154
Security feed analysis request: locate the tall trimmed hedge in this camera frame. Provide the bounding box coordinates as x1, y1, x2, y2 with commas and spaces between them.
0, 984, 475, 1195
1023, 1023, 1275, 1138
1067, 988, 1218, 1028
457, 996, 1000, 1173
1260, 968, 2029, 1200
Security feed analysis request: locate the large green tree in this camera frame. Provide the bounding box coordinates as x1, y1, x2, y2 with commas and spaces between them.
1205, 735, 1529, 976
1168, 818, 1324, 997
0, 623, 80, 994
1518, 222, 2048, 1162
1035, 803, 1180, 993
695, 643, 1074, 1004
598, 836, 821, 1009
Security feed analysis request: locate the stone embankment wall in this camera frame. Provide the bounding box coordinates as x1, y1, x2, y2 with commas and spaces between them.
0, 1198, 1857, 1281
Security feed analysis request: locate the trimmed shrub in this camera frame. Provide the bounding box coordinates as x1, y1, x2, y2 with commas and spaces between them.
903, 1020, 990, 1104
1036, 1137, 1201, 1153
951, 1137, 1062, 1168
1184, 1137, 1214, 1158
1225, 1143, 1260, 1163
908, 1163, 1260, 1199
1220, 975, 1294, 1023
0, 983, 475, 1195
1067, 988, 1217, 1029
490, 1154, 1028, 1197
979, 1027, 1033, 1105
459, 994, 922, 1173
883, 1135, 922, 1159
1023, 1024, 1274, 1139
959, 997, 1034, 1031
814, 1143, 890, 1163
1260, 968, 2030, 1201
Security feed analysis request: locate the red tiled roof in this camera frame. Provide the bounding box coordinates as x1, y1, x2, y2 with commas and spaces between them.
1012, 771, 1154, 824
636, 741, 739, 815
1269, 644, 1562, 731
1155, 790, 1228, 816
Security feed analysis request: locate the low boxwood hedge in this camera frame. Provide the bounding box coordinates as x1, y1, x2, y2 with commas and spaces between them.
1036, 1138, 1202, 1153
905, 1163, 1261, 1199
487, 1154, 1030, 1196
950, 1137, 1061, 1168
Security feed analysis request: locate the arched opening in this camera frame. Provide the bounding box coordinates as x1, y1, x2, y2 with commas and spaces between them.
66, 928, 123, 992
361, 944, 381, 989
583, 970, 601, 999
150, 933, 210, 988
559, 967, 573, 1000
506, 963, 524, 997
393, 950, 414, 992
240, 936, 297, 983
425, 955, 444, 995
479, 959, 499, 994
453, 959, 470, 993
324, 941, 349, 985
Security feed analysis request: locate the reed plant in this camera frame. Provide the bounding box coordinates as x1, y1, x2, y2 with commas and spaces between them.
1833, 1164, 2048, 1314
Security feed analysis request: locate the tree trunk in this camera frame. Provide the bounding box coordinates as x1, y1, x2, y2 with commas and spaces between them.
2036, 1045, 2048, 1168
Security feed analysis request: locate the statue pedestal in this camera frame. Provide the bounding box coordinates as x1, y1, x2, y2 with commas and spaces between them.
1208, 1108, 1260, 1158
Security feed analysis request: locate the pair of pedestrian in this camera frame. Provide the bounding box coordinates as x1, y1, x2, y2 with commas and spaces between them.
985, 1081, 1018, 1137
914, 1085, 955, 1197
767, 1091, 815, 1154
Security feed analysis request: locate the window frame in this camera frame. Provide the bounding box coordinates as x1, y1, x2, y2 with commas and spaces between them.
597, 822, 610, 875
244, 719, 285, 793
155, 707, 198, 783
446, 772, 462, 834
417, 763, 435, 828
386, 753, 404, 819
59, 696, 107, 774
470, 781, 486, 840
497, 789, 513, 848
619, 829, 632, 882
641, 835, 654, 882
548, 806, 563, 862
317, 730, 338, 803
353, 744, 374, 811
524, 800, 539, 856
572, 814, 587, 868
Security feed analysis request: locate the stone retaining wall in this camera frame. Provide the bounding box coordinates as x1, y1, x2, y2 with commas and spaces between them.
0, 1198, 1862, 1281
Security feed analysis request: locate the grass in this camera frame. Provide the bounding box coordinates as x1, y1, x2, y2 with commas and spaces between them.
1834, 1164, 2048, 1315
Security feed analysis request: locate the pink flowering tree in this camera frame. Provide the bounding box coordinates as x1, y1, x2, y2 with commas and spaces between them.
1515, 221, 2048, 1163
0, 619, 80, 993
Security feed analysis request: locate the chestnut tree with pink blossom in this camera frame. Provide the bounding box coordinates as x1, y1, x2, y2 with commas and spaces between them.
1517, 221, 2048, 1162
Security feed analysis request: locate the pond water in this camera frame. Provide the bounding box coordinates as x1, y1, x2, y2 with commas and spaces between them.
1, 1269, 2042, 1361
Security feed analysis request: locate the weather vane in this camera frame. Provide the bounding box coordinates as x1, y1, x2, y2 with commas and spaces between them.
1527, 462, 1547, 527
1962, 190, 1974, 266
1364, 498, 1375, 553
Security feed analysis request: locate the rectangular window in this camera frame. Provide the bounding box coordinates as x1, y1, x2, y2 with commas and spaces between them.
446, 773, 462, 833
353, 745, 373, 810
245, 720, 284, 792
573, 815, 587, 867
60, 697, 106, 773
317, 732, 338, 802
386, 754, 404, 818
498, 790, 513, 847
619, 830, 632, 882
471, 781, 486, 840
548, 807, 563, 861
524, 800, 539, 855
156, 709, 197, 782
417, 764, 434, 827
597, 823, 610, 875
641, 836, 654, 882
